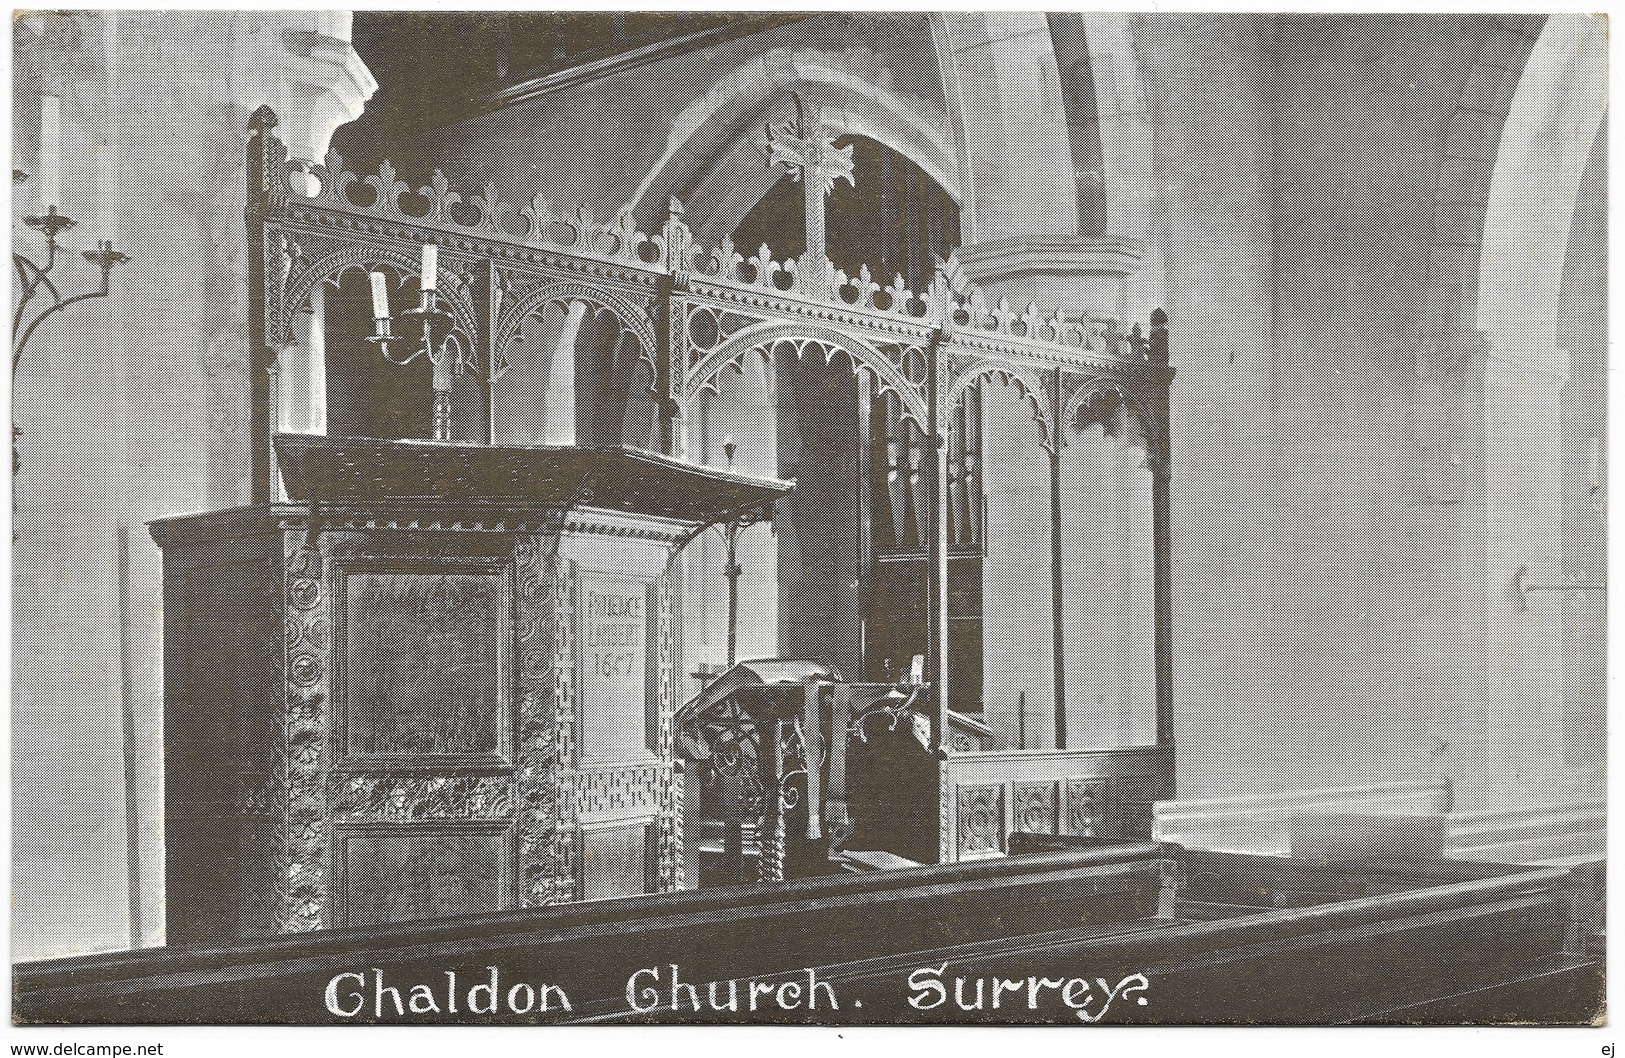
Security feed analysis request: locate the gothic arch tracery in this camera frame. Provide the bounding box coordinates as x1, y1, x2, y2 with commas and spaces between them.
276, 246, 479, 354
494, 280, 658, 380
682, 319, 931, 432
947, 359, 1054, 451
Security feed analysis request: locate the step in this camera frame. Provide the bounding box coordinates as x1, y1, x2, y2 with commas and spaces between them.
1446, 801, 1603, 827
1448, 805, 1604, 844
1449, 831, 1604, 865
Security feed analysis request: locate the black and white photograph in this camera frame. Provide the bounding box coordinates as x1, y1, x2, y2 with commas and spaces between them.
7, 6, 1609, 1044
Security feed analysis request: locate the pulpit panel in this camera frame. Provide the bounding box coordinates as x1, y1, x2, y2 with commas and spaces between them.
559, 533, 680, 903
336, 566, 511, 762
318, 534, 525, 928
579, 821, 658, 901
154, 509, 661, 939
576, 569, 656, 764
336, 822, 515, 928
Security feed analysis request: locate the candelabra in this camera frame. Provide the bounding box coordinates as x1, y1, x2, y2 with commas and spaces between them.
367, 244, 461, 442
12, 179, 129, 367
13, 169, 130, 508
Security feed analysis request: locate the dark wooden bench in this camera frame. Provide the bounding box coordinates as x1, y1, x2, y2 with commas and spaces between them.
15, 843, 1599, 1025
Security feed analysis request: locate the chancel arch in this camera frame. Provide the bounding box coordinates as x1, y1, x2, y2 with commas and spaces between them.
627, 56, 960, 247
1470, 13, 1607, 810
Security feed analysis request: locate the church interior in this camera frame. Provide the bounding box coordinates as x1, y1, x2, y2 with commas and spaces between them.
10, 11, 1606, 1024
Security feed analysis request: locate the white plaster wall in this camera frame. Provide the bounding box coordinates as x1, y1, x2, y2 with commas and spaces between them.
12, 11, 372, 960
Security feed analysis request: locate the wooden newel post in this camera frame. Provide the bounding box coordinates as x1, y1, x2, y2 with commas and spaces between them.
1148, 308, 1174, 749
926, 334, 950, 752
759, 717, 787, 882
803, 681, 822, 841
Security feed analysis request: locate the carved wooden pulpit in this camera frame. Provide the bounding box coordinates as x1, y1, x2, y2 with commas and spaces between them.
151, 434, 790, 943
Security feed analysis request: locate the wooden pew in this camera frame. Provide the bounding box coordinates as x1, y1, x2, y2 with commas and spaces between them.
15, 843, 1598, 1026
16, 844, 1168, 1025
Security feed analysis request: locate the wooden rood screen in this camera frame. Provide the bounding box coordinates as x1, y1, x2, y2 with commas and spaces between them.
245, 105, 1175, 860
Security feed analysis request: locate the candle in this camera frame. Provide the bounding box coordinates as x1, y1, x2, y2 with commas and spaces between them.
368, 271, 390, 321
419, 243, 438, 293
39, 94, 60, 208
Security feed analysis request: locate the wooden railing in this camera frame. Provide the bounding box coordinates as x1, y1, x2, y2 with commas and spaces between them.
940, 745, 1173, 860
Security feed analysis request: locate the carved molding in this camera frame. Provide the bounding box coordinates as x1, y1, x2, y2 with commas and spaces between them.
575, 766, 663, 816
280, 540, 330, 932
516, 538, 570, 906
153, 504, 695, 549
956, 783, 1004, 858
328, 775, 515, 821
1013, 780, 1059, 835
655, 568, 682, 890
956, 234, 1144, 283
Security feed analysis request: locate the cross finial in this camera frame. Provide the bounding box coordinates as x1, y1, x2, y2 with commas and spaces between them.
766, 93, 854, 299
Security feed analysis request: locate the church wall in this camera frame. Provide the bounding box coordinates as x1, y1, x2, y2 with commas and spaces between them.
12, 12, 372, 961
1131, 15, 1284, 798
1133, 15, 1596, 812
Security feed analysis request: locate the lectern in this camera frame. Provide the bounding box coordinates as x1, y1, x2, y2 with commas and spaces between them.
151, 434, 790, 942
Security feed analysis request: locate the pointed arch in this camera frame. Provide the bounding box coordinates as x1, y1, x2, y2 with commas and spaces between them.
277, 247, 479, 352
626, 49, 961, 247
947, 358, 1054, 452
1477, 14, 1607, 370
494, 280, 657, 376
682, 320, 931, 433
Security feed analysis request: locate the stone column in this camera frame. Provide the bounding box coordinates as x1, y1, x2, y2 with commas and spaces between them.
11, 11, 373, 960
980, 380, 1056, 749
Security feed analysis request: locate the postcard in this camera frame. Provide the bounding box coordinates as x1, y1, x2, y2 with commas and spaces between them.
9, 8, 1606, 1045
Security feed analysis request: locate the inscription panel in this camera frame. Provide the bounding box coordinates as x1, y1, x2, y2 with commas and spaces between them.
337, 823, 514, 928
577, 571, 656, 764
338, 568, 511, 762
